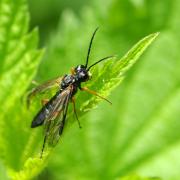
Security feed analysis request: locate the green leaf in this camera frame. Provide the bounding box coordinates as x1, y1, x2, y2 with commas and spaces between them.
7, 156, 48, 180
77, 32, 159, 114
0, 0, 44, 179
24, 29, 158, 180
38, 1, 180, 180
0, 0, 158, 179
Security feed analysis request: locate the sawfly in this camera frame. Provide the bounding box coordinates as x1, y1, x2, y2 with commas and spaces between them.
27, 28, 113, 158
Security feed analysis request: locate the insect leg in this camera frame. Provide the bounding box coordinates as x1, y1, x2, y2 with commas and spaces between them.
70, 68, 75, 75
72, 97, 82, 128
27, 76, 62, 108
59, 107, 68, 135
41, 99, 49, 106
59, 92, 71, 135
40, 120, 51, 159
80, 87, 112, 105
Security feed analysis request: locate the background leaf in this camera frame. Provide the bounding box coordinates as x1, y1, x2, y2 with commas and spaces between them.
0, 0, 43, 179
1, 0, 180, 179
31, 0, 180, 180
0, 0, 157, 179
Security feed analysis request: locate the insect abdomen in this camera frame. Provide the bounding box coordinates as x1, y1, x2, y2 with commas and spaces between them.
31, 108, 47, 128
31, 91, 60, 128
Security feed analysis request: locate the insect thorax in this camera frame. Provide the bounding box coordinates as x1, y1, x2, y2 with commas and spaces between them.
61, 74, 75, 89
61, 65, 90, 91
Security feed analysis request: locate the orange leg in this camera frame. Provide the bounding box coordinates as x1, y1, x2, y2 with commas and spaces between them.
72, 97, 82, 128
80, 87, 112, 105
71, 68, 75, 75
41, 99, 49, 106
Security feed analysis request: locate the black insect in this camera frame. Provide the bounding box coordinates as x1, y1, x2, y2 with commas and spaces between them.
27, 28, 113, 158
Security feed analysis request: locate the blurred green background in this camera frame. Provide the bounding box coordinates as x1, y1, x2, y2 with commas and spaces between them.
1, 0, 180, 179
25, 0, 180, 179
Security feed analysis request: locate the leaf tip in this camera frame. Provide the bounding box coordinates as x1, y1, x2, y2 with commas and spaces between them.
154, 31, 160, 37
148, 32, 160, 42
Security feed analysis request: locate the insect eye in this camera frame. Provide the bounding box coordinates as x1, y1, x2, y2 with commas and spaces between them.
77, 66, 81, 71
80, 72, 85, 76
75, 65, 86, 72
78, 70, 88, 81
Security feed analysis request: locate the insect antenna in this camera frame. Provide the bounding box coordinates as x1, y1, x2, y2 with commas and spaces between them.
87, 55, 114, 71
85, 27, 99, 68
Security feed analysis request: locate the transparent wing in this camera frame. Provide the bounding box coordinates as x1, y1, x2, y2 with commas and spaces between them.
27, 76, 62, 107
31, 88, 66, 128
48, 90, 71, 146
40, 86, 73, 157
